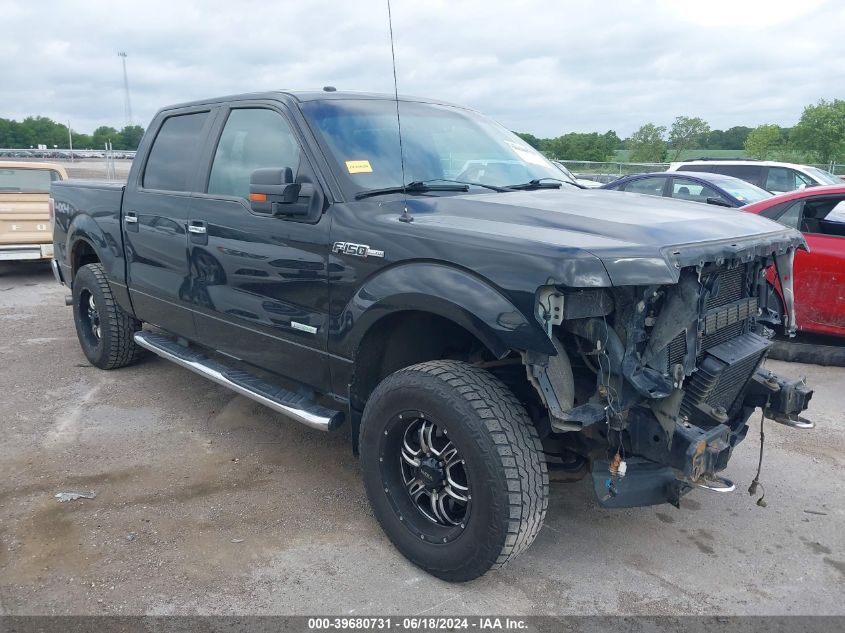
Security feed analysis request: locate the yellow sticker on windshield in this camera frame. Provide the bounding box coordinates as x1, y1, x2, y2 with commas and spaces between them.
346, 160, 373, 174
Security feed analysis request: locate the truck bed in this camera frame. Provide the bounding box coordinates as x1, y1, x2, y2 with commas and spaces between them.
51, 179, 127, 289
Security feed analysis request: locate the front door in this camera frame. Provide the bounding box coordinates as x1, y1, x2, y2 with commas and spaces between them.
769, 195, 845, 336
187, 105, 332, 391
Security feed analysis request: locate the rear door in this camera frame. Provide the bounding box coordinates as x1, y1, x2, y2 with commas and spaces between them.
668, 176, 731, 205
123, 108, 217, 339
762, 166, 812, 194
619, 176, 668, 197
187, 102, 332, 391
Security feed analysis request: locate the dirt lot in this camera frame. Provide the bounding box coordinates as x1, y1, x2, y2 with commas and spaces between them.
0, 261, 842, 616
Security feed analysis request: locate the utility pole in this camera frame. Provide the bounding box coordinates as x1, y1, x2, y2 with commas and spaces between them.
68, 121, 74, 163
118, 51, 133, 127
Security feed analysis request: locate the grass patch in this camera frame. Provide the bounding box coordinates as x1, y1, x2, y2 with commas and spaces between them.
613, 149, 747, 162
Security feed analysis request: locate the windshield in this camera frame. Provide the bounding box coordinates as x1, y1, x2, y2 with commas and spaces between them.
300, 99, 563, 194
804, 166, 842, 185
551, 161, 578, 184
713, 178, 772, 204
0, 168, 60, 193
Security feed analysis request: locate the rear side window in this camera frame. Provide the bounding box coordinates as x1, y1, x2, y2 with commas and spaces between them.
143, 111, 209, 191
0, 168, 61, 193
765, 167, 811, 193
679, 164, 763, 186
776, 200, 803, 229
622, 177, 665, 196
670, 178, 721, 203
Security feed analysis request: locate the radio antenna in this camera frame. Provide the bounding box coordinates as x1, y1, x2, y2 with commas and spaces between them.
386, 0, 413, 223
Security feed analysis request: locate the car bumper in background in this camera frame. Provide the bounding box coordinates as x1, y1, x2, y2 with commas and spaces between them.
0, 243, 53, 261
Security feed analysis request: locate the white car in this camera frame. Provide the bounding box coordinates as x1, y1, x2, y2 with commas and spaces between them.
551, 161, 602, 188
667, 159, 840, 194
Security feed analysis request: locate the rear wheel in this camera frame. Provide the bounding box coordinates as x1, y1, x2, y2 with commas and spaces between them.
360, 360, 548, 582
72, 263, 141, 369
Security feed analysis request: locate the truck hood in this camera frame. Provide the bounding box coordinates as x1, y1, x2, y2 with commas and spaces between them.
401, 188, 806, 285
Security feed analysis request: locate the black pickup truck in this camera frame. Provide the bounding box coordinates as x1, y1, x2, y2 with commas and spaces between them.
52, 90, 813, 581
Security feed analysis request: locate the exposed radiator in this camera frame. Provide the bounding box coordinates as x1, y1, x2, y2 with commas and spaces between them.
680, 332, 770, 421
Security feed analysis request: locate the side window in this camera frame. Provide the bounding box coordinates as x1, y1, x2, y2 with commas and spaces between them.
622, 177, 665, 196
795, 171, 813, 186
776, 200, 803, 229
208, 109, 301, 200
828, 200, 845, 223
143, 112, 209, 191
820, 200, 845, 237
670, 178, 722, 203
719, 165, 763, 186
765, 167, 803, 193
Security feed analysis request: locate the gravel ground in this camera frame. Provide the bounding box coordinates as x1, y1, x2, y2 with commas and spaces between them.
0, 261, 842, 616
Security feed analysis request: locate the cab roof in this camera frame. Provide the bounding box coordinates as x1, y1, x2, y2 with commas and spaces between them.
162, 89, 468, 112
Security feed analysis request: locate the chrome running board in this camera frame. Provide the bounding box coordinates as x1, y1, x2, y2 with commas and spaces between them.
133, 331, 343, 432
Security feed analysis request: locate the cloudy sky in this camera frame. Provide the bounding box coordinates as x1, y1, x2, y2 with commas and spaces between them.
2, 0, 843, 137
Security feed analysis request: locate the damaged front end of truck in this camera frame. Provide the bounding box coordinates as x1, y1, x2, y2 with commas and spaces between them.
524, 233, 813, 508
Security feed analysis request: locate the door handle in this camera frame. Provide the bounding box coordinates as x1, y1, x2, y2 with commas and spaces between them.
124, 211, 139, 232
188, 220, 208, 245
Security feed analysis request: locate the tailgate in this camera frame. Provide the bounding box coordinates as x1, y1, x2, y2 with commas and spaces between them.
0, 193, 51, 245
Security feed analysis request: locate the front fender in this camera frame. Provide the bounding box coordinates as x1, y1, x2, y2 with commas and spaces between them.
330, 262, 555, 360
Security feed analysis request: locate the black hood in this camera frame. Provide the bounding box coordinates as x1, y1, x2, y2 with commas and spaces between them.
399, 188, 806, 285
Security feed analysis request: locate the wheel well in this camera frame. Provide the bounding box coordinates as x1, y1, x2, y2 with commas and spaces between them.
349, 311, 494, 413
71, 240, 100, 279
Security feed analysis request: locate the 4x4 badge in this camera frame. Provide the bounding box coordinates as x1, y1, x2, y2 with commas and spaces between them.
332, 241, 384, 259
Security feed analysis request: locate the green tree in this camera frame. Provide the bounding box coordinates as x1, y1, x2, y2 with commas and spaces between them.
546, 131, 616, 161
744, 124, 782, 159
514, 132, 542, 150
91, 125, 119, 150
702, 126, 752, 150
0, 116, 142, 150
668, 116, 710, 161
722, 126, 753, 150
604, 130, 624, 150
117, 125, 145, 150
71, 131, 93, 149
628, 123, 667, 163
791, 99, 845, 164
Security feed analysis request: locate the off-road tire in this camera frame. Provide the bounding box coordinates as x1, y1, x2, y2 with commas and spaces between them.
359, 360, 548, 582
72, 263, 141, 369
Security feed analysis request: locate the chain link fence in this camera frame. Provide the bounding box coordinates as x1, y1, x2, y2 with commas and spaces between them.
557, 159, 845, 184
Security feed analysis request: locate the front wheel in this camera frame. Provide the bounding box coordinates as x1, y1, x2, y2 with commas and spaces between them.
360, 360, 548, 582
72, 263, 141, 369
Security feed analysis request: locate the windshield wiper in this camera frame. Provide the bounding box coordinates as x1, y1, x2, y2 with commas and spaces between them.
421, 178, 511, 193
355, 181, 469, 200
505, 177, 568, 191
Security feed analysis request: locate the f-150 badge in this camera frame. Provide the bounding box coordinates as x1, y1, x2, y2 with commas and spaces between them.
332, 242, 384, 259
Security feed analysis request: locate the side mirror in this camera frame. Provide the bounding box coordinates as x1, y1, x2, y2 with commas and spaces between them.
705, 196, 733, 208
249, 167, 313, 216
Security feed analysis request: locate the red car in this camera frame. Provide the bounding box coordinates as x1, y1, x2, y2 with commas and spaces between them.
743, 184, 845, 338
